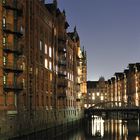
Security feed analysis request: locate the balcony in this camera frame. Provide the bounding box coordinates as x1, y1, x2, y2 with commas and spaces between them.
3, 44, 22, 55
58, 47, 66, 53
2, 23, 23, 37
3, 82, 23, 92
58, 60, 66, 67
2, 23, 11, 32
2, 0, 23, 15
3, 64, 23, 73
58, 71, 67, 77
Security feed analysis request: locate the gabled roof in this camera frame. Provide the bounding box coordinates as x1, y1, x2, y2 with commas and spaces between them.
67, 27, 79, 42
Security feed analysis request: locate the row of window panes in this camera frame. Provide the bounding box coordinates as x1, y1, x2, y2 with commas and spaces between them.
3, 56, 25, 70
40, 40, 52, 57
67, 72, 73, 81
45, 58, 52, 70
2, 17, 24, 34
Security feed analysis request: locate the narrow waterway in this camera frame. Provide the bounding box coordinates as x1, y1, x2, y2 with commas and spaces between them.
55, 116, 140, 140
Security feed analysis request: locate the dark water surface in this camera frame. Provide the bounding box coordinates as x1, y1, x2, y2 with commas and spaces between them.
55, 116, 140, 140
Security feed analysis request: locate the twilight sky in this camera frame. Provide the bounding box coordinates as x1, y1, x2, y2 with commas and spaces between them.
47, 0, 140, 81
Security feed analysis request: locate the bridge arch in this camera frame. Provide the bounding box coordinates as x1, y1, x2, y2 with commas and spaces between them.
85, 101, 140, 119
87, 101, 130, 110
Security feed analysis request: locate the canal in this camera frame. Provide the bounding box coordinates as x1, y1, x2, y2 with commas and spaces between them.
55, 116, 140, 140
11, 115, 140, 140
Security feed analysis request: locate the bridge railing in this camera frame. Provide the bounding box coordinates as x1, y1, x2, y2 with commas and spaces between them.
87, 101, 140, 110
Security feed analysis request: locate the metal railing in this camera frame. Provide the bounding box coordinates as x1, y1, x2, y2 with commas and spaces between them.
3, 44, 22, 54
3, 63, 23, 73
2, 0, 22, 12
3, 81, 23, 91
2, 23, 23, 37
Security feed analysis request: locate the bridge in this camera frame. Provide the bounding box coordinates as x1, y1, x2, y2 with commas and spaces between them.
85, 101, 140, 118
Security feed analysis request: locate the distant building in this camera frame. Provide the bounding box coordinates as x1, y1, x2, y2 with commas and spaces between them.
86, 63, 140, 109
107, 63, 140, 107
86, 77, 107, 108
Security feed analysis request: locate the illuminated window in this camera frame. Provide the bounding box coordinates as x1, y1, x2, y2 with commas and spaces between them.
92, 96, 95, 100
97, 92, 100, 96
49, 46, 52, 57
40, 40, 43, 50
22, 62, 26, 70
3, 37, 6, 46
20, 26, 23, 34
45, 58, 48, 69
2, 17, 6, 28
3, 75, 7, 84
45, 44, 47, 54
84, 104, 87, 108
64, 71, 67, 76
101, 96, 104, 101
54, 28, 57, 35
3, 56, 7, 65
50, 73, 52, 81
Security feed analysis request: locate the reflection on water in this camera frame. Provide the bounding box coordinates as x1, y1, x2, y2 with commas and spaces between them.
91, 115, 104, 137
86, 116, 140, 140
56, 116, 140, 140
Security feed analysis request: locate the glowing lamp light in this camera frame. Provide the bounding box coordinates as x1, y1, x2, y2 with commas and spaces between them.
97, 92, 100, 96
101, 96, 104, 101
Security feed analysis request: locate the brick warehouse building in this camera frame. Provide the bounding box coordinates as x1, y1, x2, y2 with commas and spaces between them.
107, 63, 140, 107
86, 63, 140, 109
0, 0, 87, 138
86, 77, 107, 108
